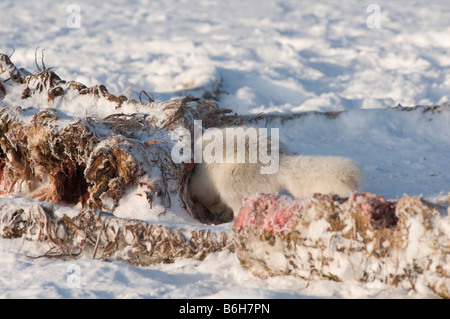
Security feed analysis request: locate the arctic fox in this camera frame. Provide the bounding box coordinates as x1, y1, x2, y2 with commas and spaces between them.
188, 126, 362, 220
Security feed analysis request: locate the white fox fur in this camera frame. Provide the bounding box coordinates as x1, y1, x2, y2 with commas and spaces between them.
188, 127, 363, 219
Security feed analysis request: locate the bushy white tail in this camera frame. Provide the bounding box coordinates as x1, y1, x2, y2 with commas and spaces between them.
279, 155, 363, 200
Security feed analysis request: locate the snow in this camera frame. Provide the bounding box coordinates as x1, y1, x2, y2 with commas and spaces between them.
3, 0, 450, 112
267, 107, 450, 200
0, 0, 449, 299
0, 237, 414, 299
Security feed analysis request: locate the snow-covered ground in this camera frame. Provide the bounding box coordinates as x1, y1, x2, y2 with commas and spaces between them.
0, 0, 449, 299
0, 237, 417, 299
2, 0, 450, 113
